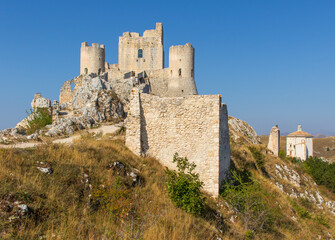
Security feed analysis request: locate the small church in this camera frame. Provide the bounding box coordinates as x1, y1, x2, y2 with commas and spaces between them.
286, 125, 313, 160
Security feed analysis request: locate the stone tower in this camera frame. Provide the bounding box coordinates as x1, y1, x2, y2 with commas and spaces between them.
80, 42, 105, 75
118, 22, 164, 72
167, 43, 198, 97
267, 125, 280, 156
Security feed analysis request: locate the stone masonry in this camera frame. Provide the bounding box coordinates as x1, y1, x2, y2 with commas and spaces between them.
126, 88, 231, 197
267, 125, 280, 156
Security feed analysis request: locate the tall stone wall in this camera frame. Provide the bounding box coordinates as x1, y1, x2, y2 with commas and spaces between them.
126, 89, 231, 197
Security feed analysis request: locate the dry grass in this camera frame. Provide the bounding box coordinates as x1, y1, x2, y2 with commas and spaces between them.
1, 135, 335, 239
0, 137, 221, 239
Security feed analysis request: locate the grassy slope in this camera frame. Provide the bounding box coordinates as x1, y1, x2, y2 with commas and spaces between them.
0, 133, 335, 239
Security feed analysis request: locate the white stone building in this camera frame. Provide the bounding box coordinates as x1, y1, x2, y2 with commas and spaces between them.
286, 125, 313, 160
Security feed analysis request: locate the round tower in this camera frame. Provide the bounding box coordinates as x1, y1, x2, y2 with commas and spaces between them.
80, 42, 105, 75
167, 43, 198, 97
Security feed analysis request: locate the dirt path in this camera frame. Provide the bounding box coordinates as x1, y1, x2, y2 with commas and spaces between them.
0, 124, 121, 149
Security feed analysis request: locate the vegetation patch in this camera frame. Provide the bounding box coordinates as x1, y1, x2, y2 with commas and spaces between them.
26, 108, 52, 135
303, 156, 335, 193
165, 153, 205, 215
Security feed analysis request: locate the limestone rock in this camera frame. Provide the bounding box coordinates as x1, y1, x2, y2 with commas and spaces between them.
0, 128, 26, 143
228, 116, 260, 144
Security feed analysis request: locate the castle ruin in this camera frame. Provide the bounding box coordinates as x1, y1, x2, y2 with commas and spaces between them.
57, 23, 230, 197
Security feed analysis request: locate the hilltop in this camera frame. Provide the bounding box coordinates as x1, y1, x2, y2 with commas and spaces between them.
0, 125, 335, 239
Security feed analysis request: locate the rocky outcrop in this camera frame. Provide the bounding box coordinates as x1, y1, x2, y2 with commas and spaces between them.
228, 116, 260, 144
31, 93, 51, 109
45, 74, 125, 136
0, 128, 26, 144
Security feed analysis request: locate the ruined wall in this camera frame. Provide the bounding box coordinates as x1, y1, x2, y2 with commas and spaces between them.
80, 42, 105, 75
267, 126, 280, 156
59, 75, 84, 104
126, 89, 230, 197
31, 93, 51, 109
118, 23, 164, 72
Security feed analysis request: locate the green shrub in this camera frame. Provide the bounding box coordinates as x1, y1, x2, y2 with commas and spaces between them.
221, 170, 276, 233
165, 153, 205, 215
303, 157, 335, 192
26, 108, 52, 134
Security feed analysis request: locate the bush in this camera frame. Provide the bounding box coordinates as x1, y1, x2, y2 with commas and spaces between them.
26, 108, 52, 134
303, 156, 335, 192
221, 170, 276, 233
165, 153, 205, 215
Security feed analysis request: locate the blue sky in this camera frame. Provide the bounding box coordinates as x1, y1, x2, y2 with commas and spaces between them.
0, 0, 334, 135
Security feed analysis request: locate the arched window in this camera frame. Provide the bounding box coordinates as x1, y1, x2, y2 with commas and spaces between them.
138, 49, 143, 58
178, 68, 182, 76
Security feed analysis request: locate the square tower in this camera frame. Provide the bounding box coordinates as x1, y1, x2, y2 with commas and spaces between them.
118, 23, 164, 72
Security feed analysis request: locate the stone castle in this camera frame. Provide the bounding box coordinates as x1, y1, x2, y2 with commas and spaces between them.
63, 22, 230, 197
20, 23, 230, 197
78, 22, 197, 98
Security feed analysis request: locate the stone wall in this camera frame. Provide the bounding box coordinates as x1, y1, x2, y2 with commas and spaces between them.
126, 89, 231, 197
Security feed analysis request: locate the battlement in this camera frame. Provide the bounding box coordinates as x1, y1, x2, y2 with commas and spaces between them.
80, 42, 105, 75
170, 43, 193, 49
118, 22, 164, 72
121, 22, 163, 39
81, 42, 105, 49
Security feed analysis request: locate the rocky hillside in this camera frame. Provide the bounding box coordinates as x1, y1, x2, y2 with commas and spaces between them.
0, 125, 335, 239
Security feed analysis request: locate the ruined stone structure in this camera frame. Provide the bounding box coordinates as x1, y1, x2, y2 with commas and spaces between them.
286, 125, 313, 160
59, 22, 198, 103
56, 23, 231, 197
31, 93, 51, 109
126, 88, 231, 197
267, 125, 280, 156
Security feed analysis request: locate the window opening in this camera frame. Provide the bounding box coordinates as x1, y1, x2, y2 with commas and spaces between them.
138, 49, 143, 58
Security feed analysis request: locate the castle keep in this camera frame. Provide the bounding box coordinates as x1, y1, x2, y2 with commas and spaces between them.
58, 23, 231, 197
